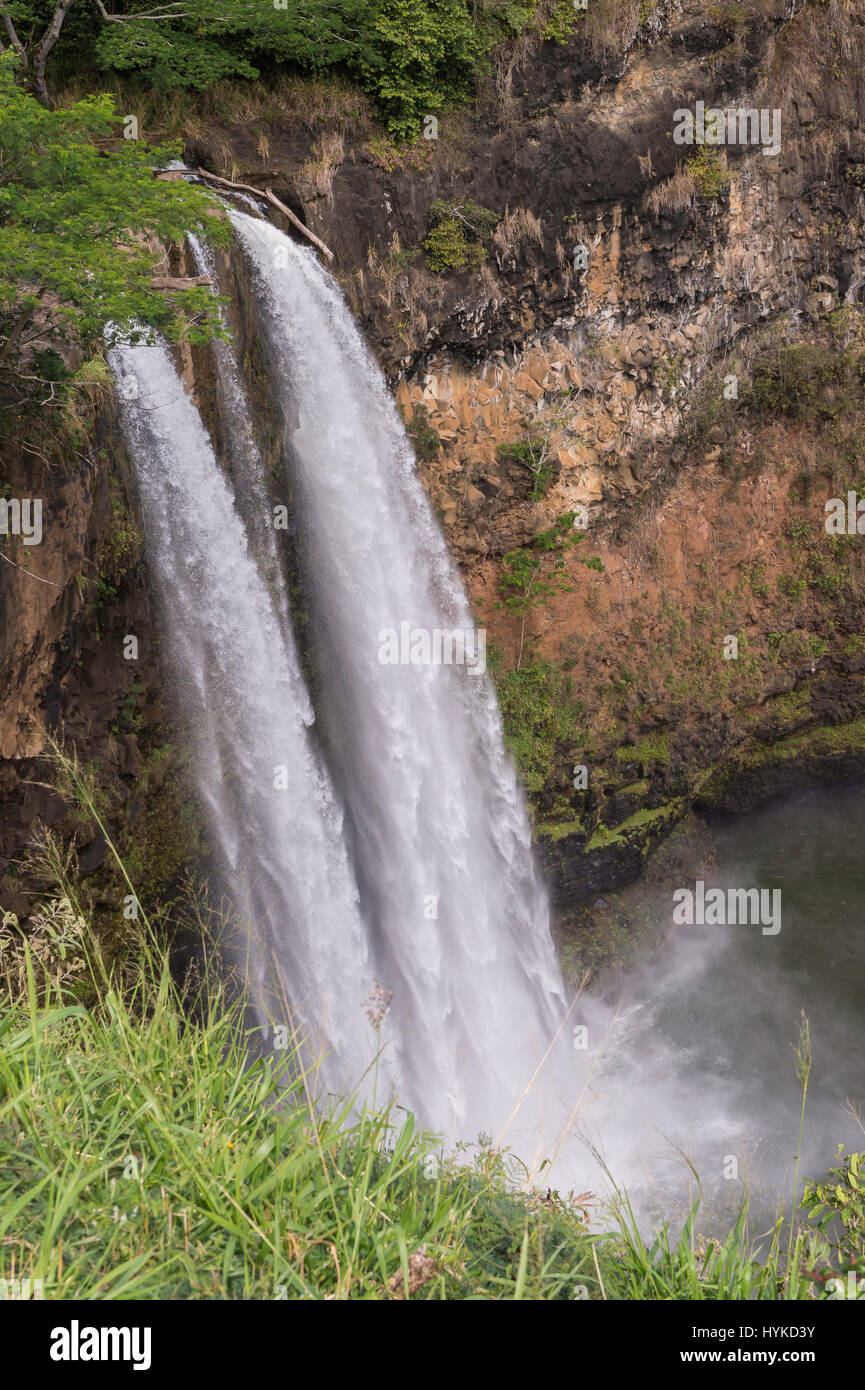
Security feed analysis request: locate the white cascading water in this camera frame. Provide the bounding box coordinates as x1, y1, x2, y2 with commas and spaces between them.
186, 232, 290, 630
107, 218, 755, 1216
229, 209, 571, 1144
108, 335, 395, 1105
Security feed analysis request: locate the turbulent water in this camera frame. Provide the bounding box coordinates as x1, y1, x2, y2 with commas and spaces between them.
110, 207, 863, 1226
566, 781, 865, 1227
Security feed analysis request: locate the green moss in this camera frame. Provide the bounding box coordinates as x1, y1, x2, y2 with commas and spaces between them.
747, 716, 865, 768
534, 819, 583, 843
586, 801, 682, 851
615, 731, 670, 765
760, 686, 811, 723
120, 744, 206, 903
491, 657, 587, 794
617, 778, 650, 796
702, 715, 865, 805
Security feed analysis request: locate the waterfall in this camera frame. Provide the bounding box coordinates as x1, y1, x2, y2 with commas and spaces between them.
109, 206, 573, 1157
229, 209, 569, 1140
108, 335, 391, 1104
107, 207, 860, 1224
186, 231, 292, 633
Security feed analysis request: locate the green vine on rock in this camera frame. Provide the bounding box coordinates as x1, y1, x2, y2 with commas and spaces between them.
497, 512, 604, 669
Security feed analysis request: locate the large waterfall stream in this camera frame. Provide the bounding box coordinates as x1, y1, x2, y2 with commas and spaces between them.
228, 209, 568, 1139
109, 208, 863, 1230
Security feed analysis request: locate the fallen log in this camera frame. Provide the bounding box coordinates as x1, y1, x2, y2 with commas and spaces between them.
158, 167, 335, 262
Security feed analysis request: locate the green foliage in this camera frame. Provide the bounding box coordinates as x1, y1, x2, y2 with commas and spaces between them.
687, 147, 731, 198
403, 401, 440, 460
497, 436, 558, 499
541, 0, 583, 42
746, 343, 865, 421
100, 480, 142, 586
110, 681, 144, 736
351, 0, 485, 141
498, 513, 603, 619
656, 349, 684, 393
802, 1149, 865, 1296
0, 56, 225, 411
2, 0, 534, 139
424, 218, 481, 272
491, 656, 587, 792
708, 2, 753, 36
423, 199, 499, 272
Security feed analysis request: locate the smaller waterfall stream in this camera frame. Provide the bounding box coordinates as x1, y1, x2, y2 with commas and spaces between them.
109, 336, 389, 1102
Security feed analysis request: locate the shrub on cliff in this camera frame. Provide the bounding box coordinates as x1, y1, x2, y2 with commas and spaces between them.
423, 199, 500, 272
747, 343, 865, 421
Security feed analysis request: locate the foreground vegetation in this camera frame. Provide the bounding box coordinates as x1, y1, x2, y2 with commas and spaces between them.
1, 909, 862, 1298
0, 755, 860, 1301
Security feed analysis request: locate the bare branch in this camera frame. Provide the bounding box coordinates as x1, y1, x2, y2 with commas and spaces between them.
158, 167, 335, 262
149, 273, 212, 290
92, 2, 192, 22
0, 6, 28, 71
0, 551, 62, 587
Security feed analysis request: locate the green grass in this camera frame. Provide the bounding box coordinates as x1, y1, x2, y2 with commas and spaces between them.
0, 949, 605, 1300
2, 929, 863, 1300
1, 748, 862, 1301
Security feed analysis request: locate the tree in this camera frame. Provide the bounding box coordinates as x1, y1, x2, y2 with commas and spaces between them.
0, 53, 225, 414
497, 399, 574, 501
0, 1, 376, 103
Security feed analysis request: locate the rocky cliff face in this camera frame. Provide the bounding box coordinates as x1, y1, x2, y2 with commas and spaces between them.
3, 0, 865, 969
